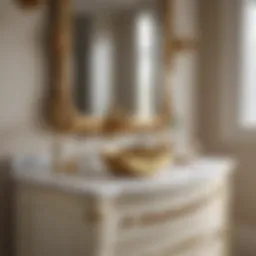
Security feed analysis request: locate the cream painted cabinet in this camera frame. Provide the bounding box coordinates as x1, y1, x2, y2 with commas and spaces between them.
15, 186, 94, 256
13, 158, 235, 256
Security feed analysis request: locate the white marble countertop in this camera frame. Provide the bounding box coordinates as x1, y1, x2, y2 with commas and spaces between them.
11, 157, 236, 197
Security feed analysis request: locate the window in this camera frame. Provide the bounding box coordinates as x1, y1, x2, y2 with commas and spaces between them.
220, 0, 256, 140
240, 0, 256, 128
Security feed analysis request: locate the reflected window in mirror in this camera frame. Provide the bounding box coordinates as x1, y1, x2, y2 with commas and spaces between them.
135, 11, 162, 121
74, 15, 115, 117
72, 0, 164, 122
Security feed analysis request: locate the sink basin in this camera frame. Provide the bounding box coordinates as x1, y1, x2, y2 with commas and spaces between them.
101, 144, 172, 177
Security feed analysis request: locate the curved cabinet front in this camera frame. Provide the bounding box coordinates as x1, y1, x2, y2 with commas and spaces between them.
13, 158, 234, 256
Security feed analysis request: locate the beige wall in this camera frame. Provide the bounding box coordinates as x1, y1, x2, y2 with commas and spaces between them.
0, 1, 54, 158
0, 4, 49, 252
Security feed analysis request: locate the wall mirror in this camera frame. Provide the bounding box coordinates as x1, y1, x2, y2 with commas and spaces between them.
48, 0, 173, 134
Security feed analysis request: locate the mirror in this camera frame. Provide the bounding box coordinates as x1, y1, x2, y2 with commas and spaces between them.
73, 0, 165, 121
49, 0, 171, 134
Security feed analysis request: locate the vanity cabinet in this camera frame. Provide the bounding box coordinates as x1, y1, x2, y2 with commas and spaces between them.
15, 186, 93, 256
13, 158, 235, 256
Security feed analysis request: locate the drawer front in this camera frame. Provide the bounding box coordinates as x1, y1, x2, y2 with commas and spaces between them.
115, 179, 230, 256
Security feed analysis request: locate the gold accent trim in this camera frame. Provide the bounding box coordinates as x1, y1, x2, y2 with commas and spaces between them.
162, 229, 226, 256
121, 185, 224, 229
116, 229, 227, 256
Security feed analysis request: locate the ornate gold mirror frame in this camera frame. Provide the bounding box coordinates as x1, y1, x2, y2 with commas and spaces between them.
18, 0, 198, 135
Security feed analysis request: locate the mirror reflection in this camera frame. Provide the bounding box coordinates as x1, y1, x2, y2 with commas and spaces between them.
72, 0, 164, 122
